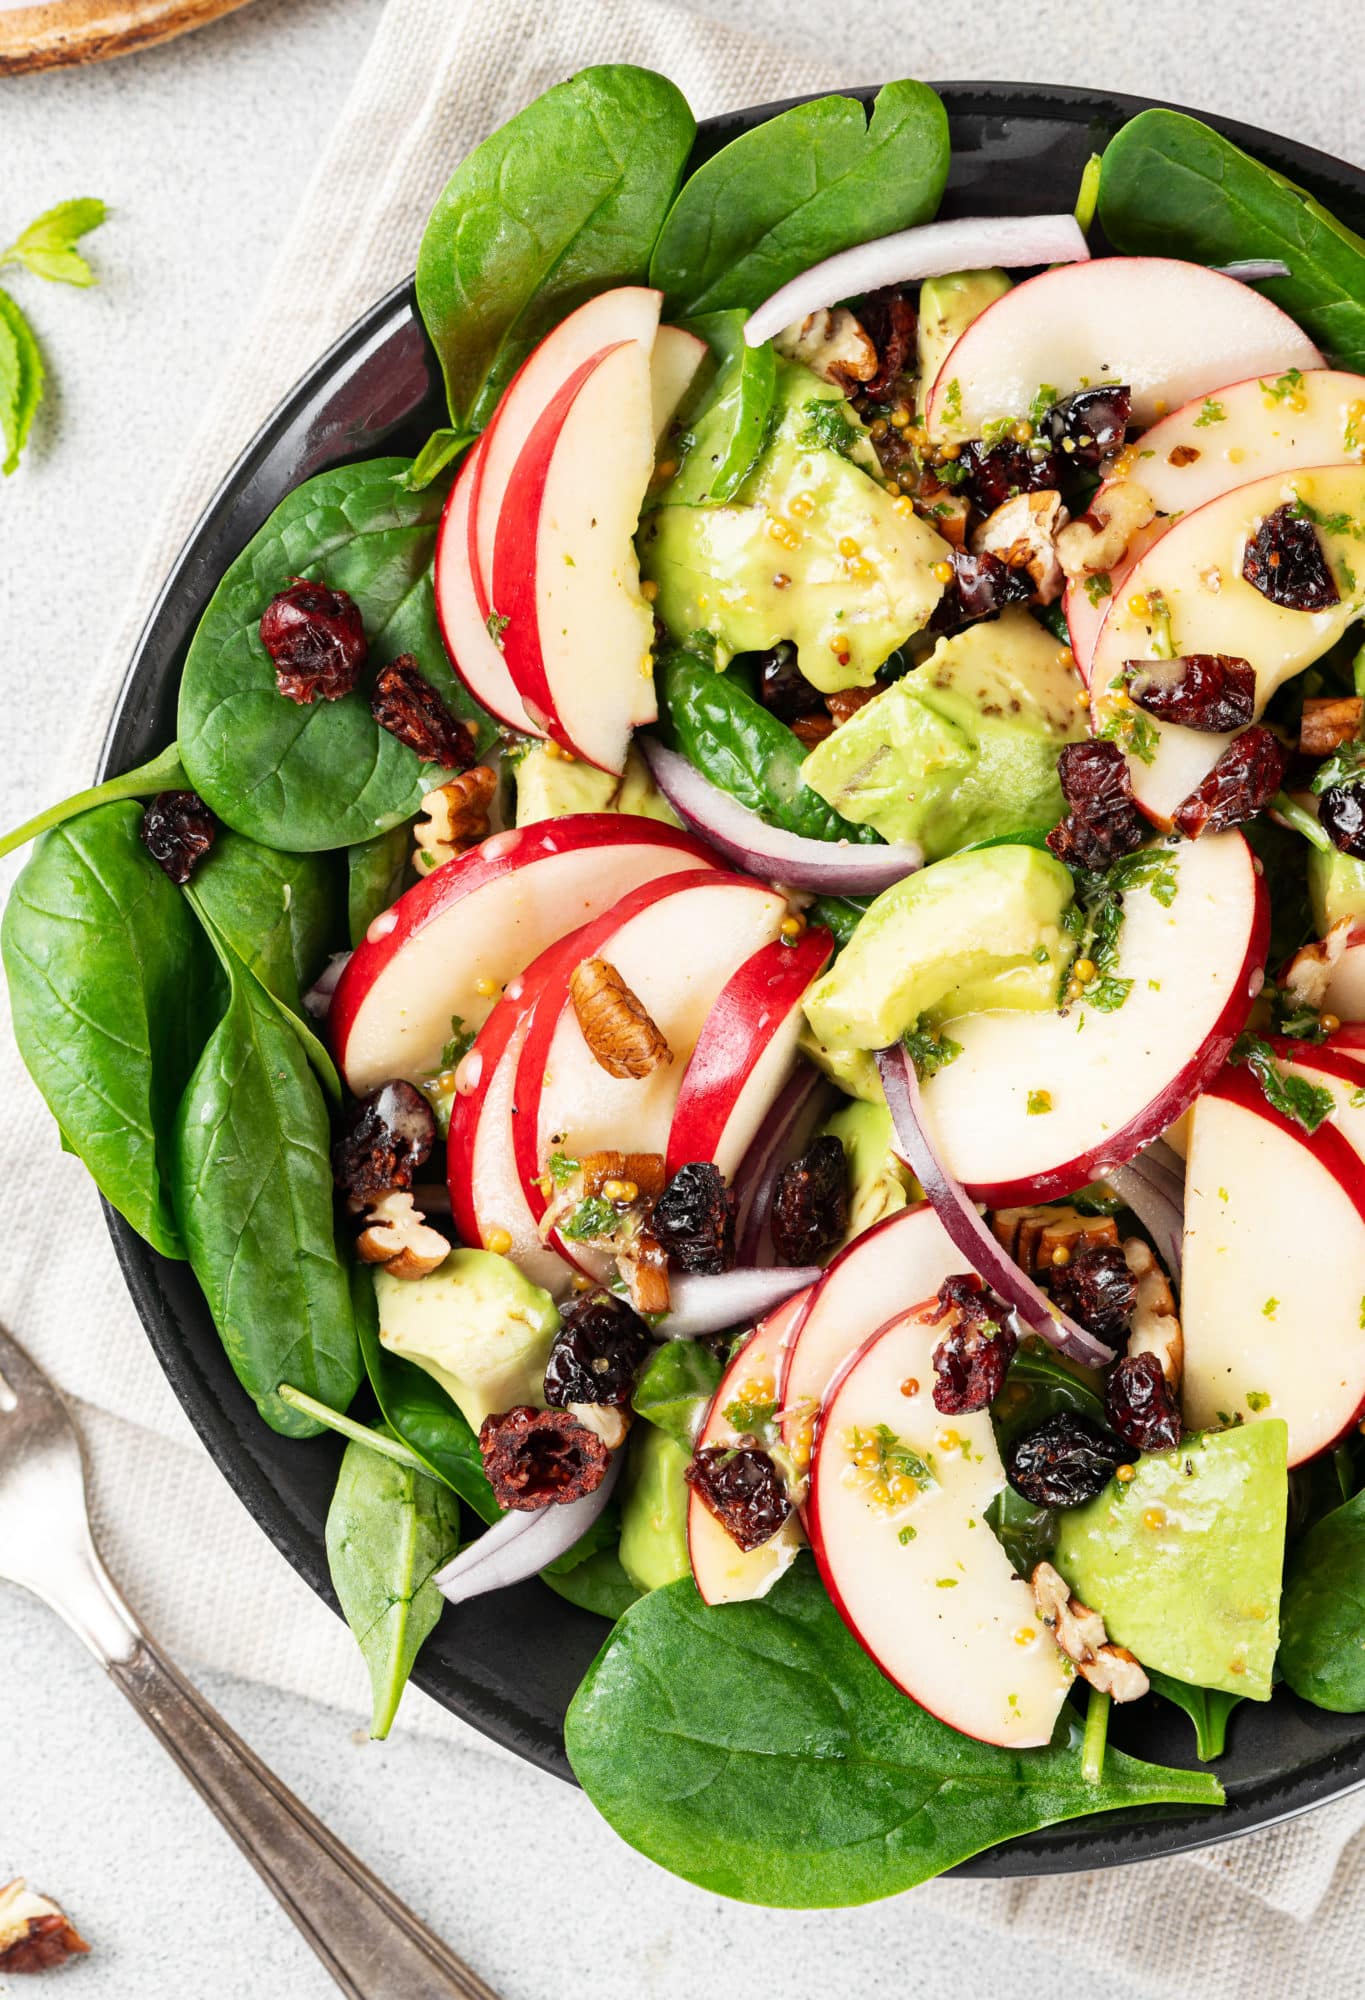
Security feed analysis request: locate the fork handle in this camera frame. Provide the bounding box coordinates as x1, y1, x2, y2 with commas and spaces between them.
92, 1605, 498, 2000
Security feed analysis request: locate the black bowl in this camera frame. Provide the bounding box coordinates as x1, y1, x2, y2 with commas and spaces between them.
99, 81, 1365, 1879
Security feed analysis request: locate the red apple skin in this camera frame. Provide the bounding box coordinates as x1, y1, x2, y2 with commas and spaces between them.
664, 926, 833, 1178
1267, 1038, 1365, 1090
433, 438, 541, 735
331, 815, 719, 1091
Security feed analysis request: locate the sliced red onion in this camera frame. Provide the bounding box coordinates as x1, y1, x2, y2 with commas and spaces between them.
1107, 1160, 1184, 1278
663, 1265, 823, 1338
1211, 260, 1291, 283
743, 213, 1090, 349
303, 950, 352, 1020
875, 1044, 1113, 1368
734, 1067, 837, 1264
639, 739, 921, 894
434, 1450, 622, 1606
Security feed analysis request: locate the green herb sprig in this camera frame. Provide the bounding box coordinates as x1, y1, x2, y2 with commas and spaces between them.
0, 197, 107, 474
1231, 1033, 1335, 1135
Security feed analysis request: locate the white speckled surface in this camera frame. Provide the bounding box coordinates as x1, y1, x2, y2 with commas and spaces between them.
2, 4, 1363, 1995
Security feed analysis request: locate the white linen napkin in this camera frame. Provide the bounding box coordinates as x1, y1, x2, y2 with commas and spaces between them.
3, 0, 1365, 1984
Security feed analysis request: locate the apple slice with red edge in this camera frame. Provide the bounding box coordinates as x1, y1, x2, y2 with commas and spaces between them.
925, 258, 1322, 439
433, 437, 543, 736
1325, 1018, 1365, 1063
331, 815, 719, 1094
651, 324, 708, 442
665, 927, 833, 1180
808, 1303, 1071, 1747
1065, 517, 1165, 687
1181, 1062, 1365, 1465
688, 1287, 811, 1606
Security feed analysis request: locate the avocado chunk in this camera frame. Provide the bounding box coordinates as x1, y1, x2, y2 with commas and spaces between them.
638, 358, 950, 694
514, 742, 680, 828
915, 270, 1012, 415
821, 1099, 914, 1241
375, 1250, 559, 1432
1053, 1421, 1288, 1699
800, 610, 1085, 858
618, 1423, 692, 1593
1308, 841, 1365, 934
803, 843, 1076, 1052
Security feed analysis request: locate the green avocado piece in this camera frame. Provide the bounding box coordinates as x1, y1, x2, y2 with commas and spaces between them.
802, 843, 1076, 1052
1308, 840, 1365, 934
375, 1250, 559, 1433
915, 269, 1012, 414
820, 1098, 914, 1241
1053, 1422, 1289, 1699
799, 610, 1085, 858
618, 1423, 692, 1593
513, 741, 680, 829
637, 358, 950, 693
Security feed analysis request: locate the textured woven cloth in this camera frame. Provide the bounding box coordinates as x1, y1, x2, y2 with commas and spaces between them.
3, 0, 1365, 1984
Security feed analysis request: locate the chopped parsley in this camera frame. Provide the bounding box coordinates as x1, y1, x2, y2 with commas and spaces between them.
1352, 1087, 1365, 1110
1085, 571, 1112, 608
1246, 1390, 1272, 1411
438, 1015, 475, 1070
484, 609, 509, 648
981, 415, 1019, 449
799, 397, 865, 459
897, 1524, 918, 1545
935, 455, 969, 488
1027, 1089, 1053, 1116
1058, 847, 1179, 1016
723, 1394, 779, 1437
1096, 675, 1161, 764
545, 1151, 581, 1187
853, 1423, 936, 1490
1261, 367, 1306, 405
1231, 1033, 1335, 1134
903, 1023, 963, 1080
1261, 1300, 1279, 1321
942, 377, 963, 425
1194, 398, 1227, 427
1289, 494, 1357, 538
1310, 735, 1365, 795
560, 1196, 617, 1240
1028, 384, 1059, 427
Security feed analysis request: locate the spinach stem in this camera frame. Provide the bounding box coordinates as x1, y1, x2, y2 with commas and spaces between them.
1081, 1685, 1111, 1785
1271, 792, 1331, 853
278, 1384, 429, 1470
0, 743, 187, 862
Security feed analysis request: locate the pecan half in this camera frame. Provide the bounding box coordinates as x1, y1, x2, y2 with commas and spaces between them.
570, 958, 671, 1079
356, 1191, 450, 1280
0, 1880, 90, 1974
990, 1205, 1120, 1272
414, 765, 497, 871
478, 1405, 611, 1508
1300, 695, 1364, 758
1032, 1561, 1150, 1702
617, 1226, 670, 1316
580, 1150, 667, 1203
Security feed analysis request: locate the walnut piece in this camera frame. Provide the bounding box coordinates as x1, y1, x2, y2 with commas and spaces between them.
1300, 695, 1364, 758
1032, 1561, 1150, 1702
1281, 918, 1354, 1016
1055, 479, 1156, 583
356, 1191, 450, 1280
414, 765, 497, 872
990, 1205, 1119, 1272
0, 1880, 90, 1974
569, 1401, 633, 1450
971, 490, 1069, 603
1122, 1236, 1183, 1388
774, 307, 877, 389
570, 958, 672, 1079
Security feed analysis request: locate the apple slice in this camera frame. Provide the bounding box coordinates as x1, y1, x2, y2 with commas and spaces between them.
1323, 926, 1365, 1023
1326, 1019, 1365, 1064
778, 1202, 961, 1477
1088, 465, 1365, 826
1065, 516, 1166, 686
433, 437, 543, 735
1182, 1064, 1365, 1464
925, 257, 1322, 439
809, 1303, 1071, 1747
331, 816, 719, 1094
665, 927, 832, 1180
688, 1289, 810, 1606
651, 324, 708, 443
914, 831, 1266, 1206
493, 340, 659, 773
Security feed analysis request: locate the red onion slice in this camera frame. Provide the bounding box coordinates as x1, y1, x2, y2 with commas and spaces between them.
639, 739, 922, 894
734, 1067, 838, 1264
1107, 1160, 1184, 1278
1211, 260, 1291, 282
743, 213, 1090, 349
303, 950, 352, 1020
875, 1043, 1113, 1368
664, 1265, 823, 1338
434, 1450, 623, 1606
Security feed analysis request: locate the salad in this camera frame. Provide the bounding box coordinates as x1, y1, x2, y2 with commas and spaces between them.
5, 68, 1365, 1907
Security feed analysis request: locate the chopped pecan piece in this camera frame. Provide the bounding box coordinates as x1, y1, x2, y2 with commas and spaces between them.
568, 1401, 633, 1450
1056, 481, 1155, 583
1301, 695, 1364, 758
992, 1204, 1121, 1272
857, 287, 916, 400
617, 1227, 671, 1316
1031, 1561, 1150, 1702
355, 1191, 450, 1280
912, 472, 970, 548
414, 765, 497, 871
826, 686, 876, 728
570, 958, 672, 1079
1122, 1235, 1183, 1387
791, 714, 834, 748
774, 306, 877, 389
971, 489, 1069, 603
1280, 918, 1355, 1014
371, 656, 477, 769
579, 1150, 667, 1203
0, 1880, 90, 1974
479, 1405, 611, 1508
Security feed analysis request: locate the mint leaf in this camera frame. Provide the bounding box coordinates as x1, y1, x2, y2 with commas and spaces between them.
0, 288, 45, 475
0, 197, 107, 288
902, 1024, 962, 1080
1231, 1033, 1335, 1135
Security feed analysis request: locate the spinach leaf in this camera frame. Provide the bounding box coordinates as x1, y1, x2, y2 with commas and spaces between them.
171, 955, 361, 1436
1099, 110, 1365, 372
656, 311, 777, 507
985, 1348, 1107, 1574
565, 1558, 1222, 1905
1279, 1489, 1365, 1711
656, 650, 880, 845
3, 802, 216, 1258
177, 458, 494, 854
346, 825, 410, 948
984, 1486, 1058, 1578
1146, 1672, 1243, 1761
806, 894, 871, 948
325, 1434, 460, 1738
649, 83, 949, 315
632, 1339, 722, 1449
398, 428, 475, 492
544, 1548, 643, 1622
416, 66, 694, 431
190, 830, 341, 1016
186, 886, 342, 1108
0, 743, 187, 863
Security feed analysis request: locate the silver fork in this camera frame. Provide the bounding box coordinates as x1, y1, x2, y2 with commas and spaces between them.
0, 1321, 499, 2000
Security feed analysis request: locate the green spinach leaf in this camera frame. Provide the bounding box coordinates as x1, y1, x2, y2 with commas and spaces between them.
177, 458, 494, 853
544, 1548, 643, 1622
649, 83, 949, 315
1146, 1671, 1243, 1761
3, 802, 216, 1258
632, 1339, 722, 1449
399, 428, 475, 492
325, 1434, 461, 1738
0, 744, 188, 863
346, 825, 410, 948
171, 955, 361, 1435
416, 65, 694, 430
806, 893, 871, 948
655, 311, 777, 507
1099, 110, 1365, 372
1279, 1489, 1365, 1711
190, 830, 341, 1015
565, 1559, 1222, 1905
985, 1348, 1107, 1574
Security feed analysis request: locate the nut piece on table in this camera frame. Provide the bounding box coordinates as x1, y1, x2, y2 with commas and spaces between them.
971, 490, 1068, 604
1056, 480, 1155, 583
1300, 695, 1364, 758
1122, 1235, 1183, 1387
414, 765, 497, 872
774, 306, 877, 390
0, 1879, 91, 1974
356, 1191, 450, 1280
570, 958, 672, 1079
1031, 1561, 1150, 1702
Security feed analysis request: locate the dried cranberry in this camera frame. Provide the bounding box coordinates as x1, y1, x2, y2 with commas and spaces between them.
1124, 654, 1256, 734
857, 288, 916, 400
332, 1080, 436, 1202
650, 1162, 733, 1274
1242, 504, 1341, 611
926, 1273, 1017, 1415
756, 642, 825, 726
770, 1134, 848, 1266
959, 438, 1063, 513
260, 578, 368, 703
371, 656, 476, 769
1049, 1245, 1137, 1349
1172, 725, 1288, 839
479, 1405, 610, 1509
1104, 1352, 1182, 1453
1047, 740, 1148, 871
1008, 1411, 1126, 1508
543, 1289, 652, 1407
1041, 385, 1132, 471
1320, 782, 1365, 857
139, 789, 218, 884
685, 1443, 791, 1551
932, 547, 1033, 632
